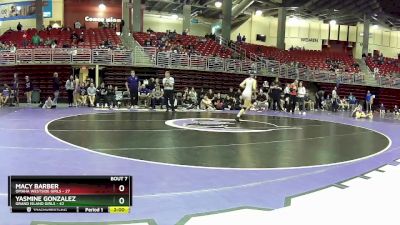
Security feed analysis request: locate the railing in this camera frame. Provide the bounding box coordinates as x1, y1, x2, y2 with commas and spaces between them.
0, 47, 396, 88
1, 48, 133, 65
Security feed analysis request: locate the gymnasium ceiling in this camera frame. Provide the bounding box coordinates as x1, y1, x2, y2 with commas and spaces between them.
144, 0, 400, 29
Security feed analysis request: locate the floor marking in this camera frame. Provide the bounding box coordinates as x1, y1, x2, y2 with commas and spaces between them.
376, 169, 385, 172
133, 169, 327, 199
0, 146, 76, 151
92, 131, 374, 151
50, 129, 183, 132
333, 183, 348, 189
44, 111, 393, 170
359, 175, 370, 179
57, 119, 168, 122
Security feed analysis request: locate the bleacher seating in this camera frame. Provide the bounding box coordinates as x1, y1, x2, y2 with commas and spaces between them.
0, 28, 121, 49
133, 32, 232, 58
240, 43, 359, 73
365, 56, 400, 76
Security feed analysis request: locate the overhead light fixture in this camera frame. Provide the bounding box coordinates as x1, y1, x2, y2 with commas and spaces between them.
372, 24, 379, 29
374, 14, 378, 17
215, 1, 222, 8
333, 9, 339, 12
329, 19, 336, 26
98, 3, 106, 11
255, 10, 262, 16
16, 6, 21, 11
171, 14, 179, 19
288, 16, 302, 25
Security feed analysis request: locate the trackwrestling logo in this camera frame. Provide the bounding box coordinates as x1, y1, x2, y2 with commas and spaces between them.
165, 118, 300, 133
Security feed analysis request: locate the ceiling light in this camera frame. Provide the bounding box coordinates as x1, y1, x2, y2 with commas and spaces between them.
255, 10, 262, 16
16, 6, 21, 11
171, 14, 179, 19
372, 25, 379, 29
329, 19, 336, 26
98, 3, 106, 10
215, 1, 222, 8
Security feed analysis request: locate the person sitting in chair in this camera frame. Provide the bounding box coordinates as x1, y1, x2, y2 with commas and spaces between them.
151, 85, 164, 109
138, 83, 151, 107
200, 95, 214, 110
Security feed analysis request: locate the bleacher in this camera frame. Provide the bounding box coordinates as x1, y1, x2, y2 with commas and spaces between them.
365, 56, 400, 76
133, 32, 232, 58
240, 43, 359, 73
0, 28, 121, 49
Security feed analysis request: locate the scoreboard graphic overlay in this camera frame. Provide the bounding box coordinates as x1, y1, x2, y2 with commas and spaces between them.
8, 176, 132, 213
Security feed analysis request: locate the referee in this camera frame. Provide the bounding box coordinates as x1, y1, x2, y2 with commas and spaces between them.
162, 71, 175, 112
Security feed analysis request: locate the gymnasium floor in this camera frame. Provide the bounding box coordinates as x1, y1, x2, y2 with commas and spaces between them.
1, 107, 399, 225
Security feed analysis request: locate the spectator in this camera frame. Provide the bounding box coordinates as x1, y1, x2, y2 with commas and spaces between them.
200, 95, 214, 110
138, 83, 151, 107
52, 72, 60, 105
73, 76, 80, 107
79, 82, 87, 106
270, 82, 282, 111
283, 83, 290, 111
44, 38, 53, 47
253, 89, 268, 111
287, 80, 298, 114
87, 83, 97, 107
365, 90, 372, 113
17, 22, 22, 31
236, 33, 242, 43
114, 86, 123, 108
106, 84, 115, 108
297, 81, 306, 115
315, 89, 325, 110
65, 75, 75, 107
242, 35, 246, 43
213, 93, 225, 110
393, 105, 399, 117
125, 70, 139, 109
151, 85, 164, 109
22, 33, 28, 48
188, 87, 198, 106
31, 33, 41, 46
74, 20, 81, 29
25, 76, 33, 104
97, 82, 108, 107
1, 84, 11, 107
379, 103, 385, 116
331, 86, 338, 112
42, 96, 54, 109
348, 92, 357, 110
12, 73, 19, 106
304, 93, 314, 111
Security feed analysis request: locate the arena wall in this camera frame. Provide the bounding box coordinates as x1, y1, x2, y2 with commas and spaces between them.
0, 0, 63, 34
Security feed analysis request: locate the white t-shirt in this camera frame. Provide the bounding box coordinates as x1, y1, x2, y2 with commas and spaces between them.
163, 77, 174, 90
297, 86, 306, 98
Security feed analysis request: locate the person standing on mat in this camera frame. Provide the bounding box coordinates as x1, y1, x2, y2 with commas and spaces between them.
235, 73, 257, 122
12, 73, 19, 106
125, 70, 139, 109
52, 72, 60, 106
25, 76, 33, 104
163, 71, 175, 112
65, 75, 75, 107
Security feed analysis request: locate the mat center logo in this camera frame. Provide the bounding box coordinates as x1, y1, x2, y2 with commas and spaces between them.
165, 118, 300, 133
